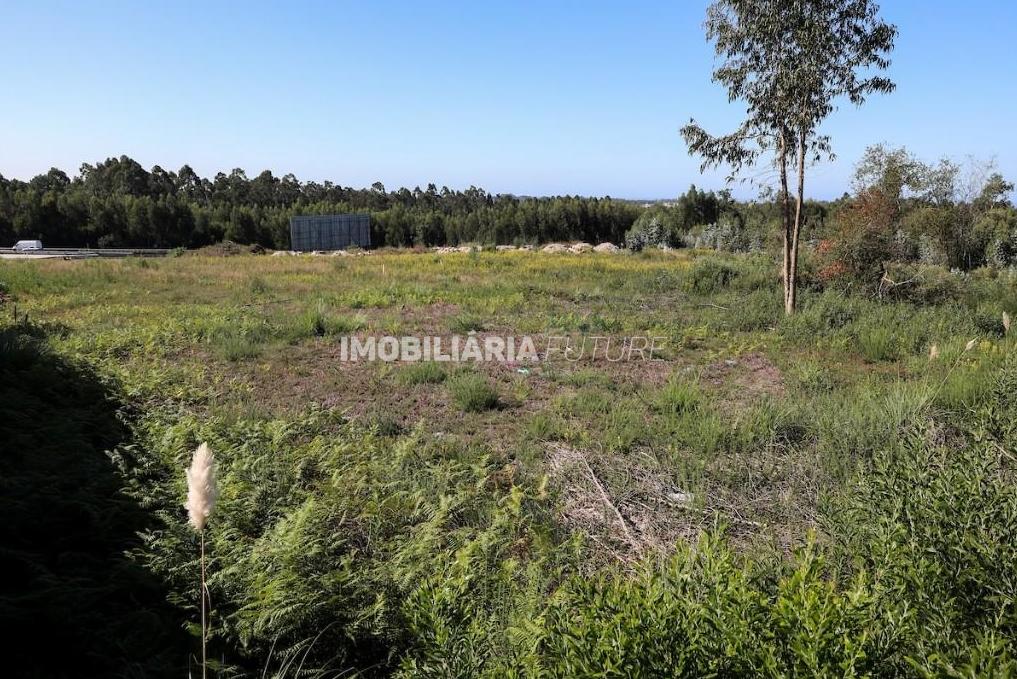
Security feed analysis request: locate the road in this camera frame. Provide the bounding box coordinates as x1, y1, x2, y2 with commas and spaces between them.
0, 248, 170, 260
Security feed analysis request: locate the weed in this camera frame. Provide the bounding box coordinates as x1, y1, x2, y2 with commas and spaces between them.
447, 372, 500, 412
398, 361, 447, 385
857, 325, 898, 362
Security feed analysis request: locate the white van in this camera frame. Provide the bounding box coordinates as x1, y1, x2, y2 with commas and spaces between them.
13, 240, 43, 251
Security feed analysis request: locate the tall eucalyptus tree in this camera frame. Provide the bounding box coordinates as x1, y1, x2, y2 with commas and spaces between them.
682, 0, 896, 313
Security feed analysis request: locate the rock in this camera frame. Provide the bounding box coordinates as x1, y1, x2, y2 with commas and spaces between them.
271, 250, 290, 257
593, 242, 621, 253
667, 491, 695, 508
495, 245, 517, 251
569, 242, 594, 253
542, 243, 569, 254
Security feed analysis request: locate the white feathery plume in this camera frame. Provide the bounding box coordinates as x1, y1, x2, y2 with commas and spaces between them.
964, 338, 977, 352
929, 344, 939, 360
185, 442, 218, 532
1004, 311, 1011, 335
186, 441, 218, 679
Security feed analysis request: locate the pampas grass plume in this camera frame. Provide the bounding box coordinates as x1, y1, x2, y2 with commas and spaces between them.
186, 442, 218, 532
186, 442, 218, 679
929, 344, 939, 360
1004, 312, 1011, 335
965, 338, 977, 352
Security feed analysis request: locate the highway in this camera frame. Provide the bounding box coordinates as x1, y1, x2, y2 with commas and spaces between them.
0, 247, 170, 260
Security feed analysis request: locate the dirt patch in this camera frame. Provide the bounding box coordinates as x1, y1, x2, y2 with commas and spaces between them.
702, 351, 785, 408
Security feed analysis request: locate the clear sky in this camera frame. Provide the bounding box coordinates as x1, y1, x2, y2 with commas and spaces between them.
2, 1, 1015, 199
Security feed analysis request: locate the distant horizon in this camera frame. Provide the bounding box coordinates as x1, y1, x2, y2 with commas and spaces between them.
2, 2, 1016, 200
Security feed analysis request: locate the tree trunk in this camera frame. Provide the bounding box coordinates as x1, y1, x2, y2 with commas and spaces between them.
778, 132, 793, 314
787, 131, 806, 315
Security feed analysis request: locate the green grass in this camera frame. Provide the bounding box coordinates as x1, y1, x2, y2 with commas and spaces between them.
447, 371, 500, 412
397, 361, 447, 385
2, 250, 1017, 675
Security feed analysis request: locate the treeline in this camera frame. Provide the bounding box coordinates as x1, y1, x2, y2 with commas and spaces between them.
621, 144, 1017, 285
4, 149, 1008, 262
0, 156, 642, 249
813, 145, 1017, 290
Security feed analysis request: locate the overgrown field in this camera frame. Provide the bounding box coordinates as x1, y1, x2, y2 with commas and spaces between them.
2, 250, 1016, 677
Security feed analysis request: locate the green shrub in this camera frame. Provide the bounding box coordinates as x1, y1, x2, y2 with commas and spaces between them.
449, 314, 486, 333
656, 375, 702, 415
535, 535, 885, 677
624, 207, 685, 251
828, 426, 1017, 672
603, 398, 648, 453
724, 288, 781, 331
247, 275, 269, 295
295, 301, 366, 338
857, 325, 898, 362
788, 358, 834, 392
882, 263, 963, 305
682, 257, 739, 294
448, 372, 499, 412
398, 361, 447, 385
205, 319, 272, 360
973, 302, 1008, 337
524, 411, 568, 441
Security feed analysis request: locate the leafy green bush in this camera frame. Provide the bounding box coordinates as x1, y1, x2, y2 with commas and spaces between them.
682, 256, 739, 294
449, 314, 486, 333
535, 536, 884, 677
122, 409, 534, 675
624, 207, 685, 251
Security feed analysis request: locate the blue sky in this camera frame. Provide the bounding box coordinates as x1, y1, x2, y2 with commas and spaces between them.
2, 1, 1015, 199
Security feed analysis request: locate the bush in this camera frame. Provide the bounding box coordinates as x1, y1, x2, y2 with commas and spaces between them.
857, 325, 898, 362
687, 216, 764, 252
295, 301, 365, 338
656, 375, 702, 415
881, 262, 963, 305
827, 396, 1017, 673
536, 535, 885, 677
682, 256, 739, 294
398, 361, 447, 385
447, 372, 500, 412
624, 208, 684, 251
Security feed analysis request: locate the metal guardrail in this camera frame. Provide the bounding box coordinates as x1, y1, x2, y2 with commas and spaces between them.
0, 248, 171, 258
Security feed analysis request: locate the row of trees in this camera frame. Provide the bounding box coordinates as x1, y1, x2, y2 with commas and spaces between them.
0, 157, 642, 249
1, 149, 1011, 276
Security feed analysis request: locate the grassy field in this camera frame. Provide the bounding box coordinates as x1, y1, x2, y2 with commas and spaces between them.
2, 250, 1016, 676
